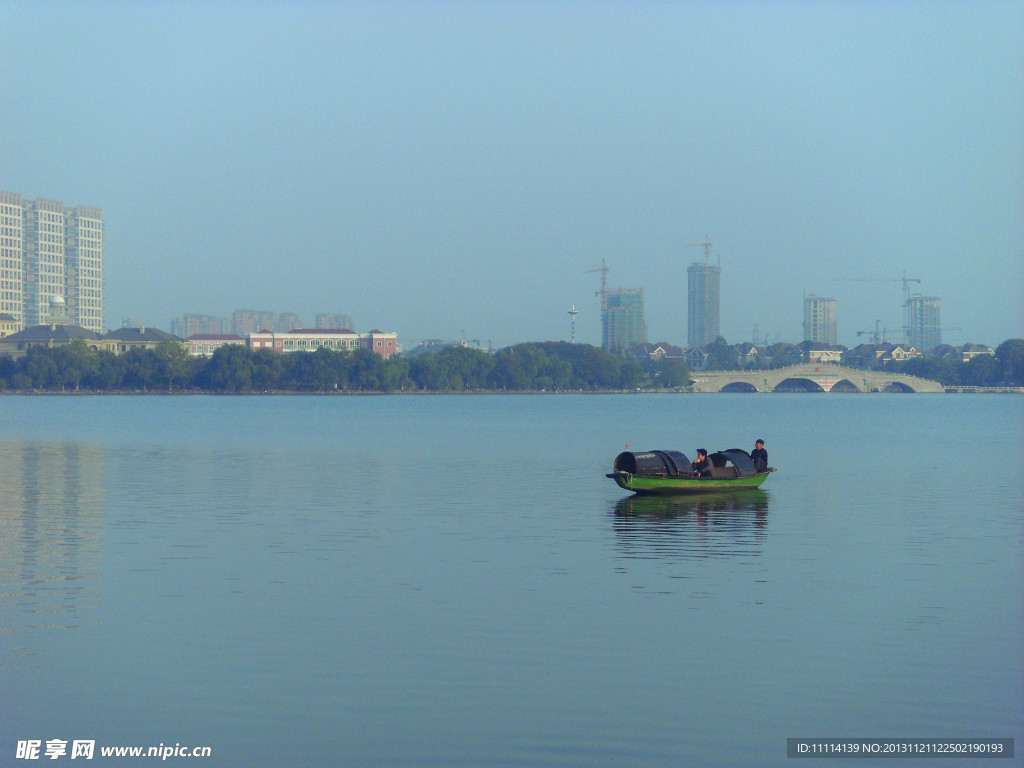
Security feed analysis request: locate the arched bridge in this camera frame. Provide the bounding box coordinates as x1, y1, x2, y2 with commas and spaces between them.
689, 364, 944, 393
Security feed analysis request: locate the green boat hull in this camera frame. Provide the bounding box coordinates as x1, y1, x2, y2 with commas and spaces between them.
607, 470, 771, 495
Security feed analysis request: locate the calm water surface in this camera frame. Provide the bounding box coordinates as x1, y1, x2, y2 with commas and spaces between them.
2, 394, 1022, 767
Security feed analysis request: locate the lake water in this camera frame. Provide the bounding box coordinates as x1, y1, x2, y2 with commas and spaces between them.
2, 394, 1022, 767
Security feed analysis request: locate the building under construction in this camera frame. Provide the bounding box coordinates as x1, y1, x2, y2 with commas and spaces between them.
603, 288, 646, 351
803, 294, 837, 345
686, 237, 721, 347
907, 294, 941, 350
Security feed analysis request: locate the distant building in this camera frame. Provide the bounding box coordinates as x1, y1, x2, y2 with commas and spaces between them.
684, 345, 710, 371
687, 261, 721, 347
0, 324, 103, 358
803, 295, 837, 345
185, 333, 246, 357
632, 341, 685, 361
248, 328, 398, 359
315, 313, 354, 330
907, 294, 941, 350
171, 313, 226, 337
99, 327, 184, 354
404, 338, 486, 356
0, 191, 104, 333
738, 344, 774, 368
800, 342, 842, 365
231, 309, 276, 335
959, 343, 994, 362
603, 288, 645, 351
0, 312, 17, 338
277, 312, 304, 332
0, 323, 184, 359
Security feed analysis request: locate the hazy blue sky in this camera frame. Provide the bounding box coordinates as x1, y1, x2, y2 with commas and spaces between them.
2, 1, 1021, 348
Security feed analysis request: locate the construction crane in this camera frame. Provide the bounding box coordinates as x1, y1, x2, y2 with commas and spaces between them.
838, 270, 922, 342
687, 235, 713, 263
585, 259, 609, 314
855, 321, 897, 344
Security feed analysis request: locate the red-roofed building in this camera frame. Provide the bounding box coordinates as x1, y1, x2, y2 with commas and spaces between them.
248, 329, 398, 359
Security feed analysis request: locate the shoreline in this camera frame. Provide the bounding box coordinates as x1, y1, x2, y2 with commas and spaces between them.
1, 387, 1021, 396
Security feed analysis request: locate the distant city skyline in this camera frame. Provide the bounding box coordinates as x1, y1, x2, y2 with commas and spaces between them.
2, 3, 1021, 348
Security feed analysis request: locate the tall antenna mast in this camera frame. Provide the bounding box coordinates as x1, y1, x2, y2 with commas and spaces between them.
568, 304, 578, 344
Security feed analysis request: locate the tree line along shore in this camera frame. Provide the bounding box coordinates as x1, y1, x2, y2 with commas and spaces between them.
0, 338, 1021, 394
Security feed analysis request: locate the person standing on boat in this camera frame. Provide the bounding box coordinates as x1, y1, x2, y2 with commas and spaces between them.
751, 439, 768, 473
692, 449, 713, 477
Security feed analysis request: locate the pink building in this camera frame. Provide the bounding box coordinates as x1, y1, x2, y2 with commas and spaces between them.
248, 329, 398, 359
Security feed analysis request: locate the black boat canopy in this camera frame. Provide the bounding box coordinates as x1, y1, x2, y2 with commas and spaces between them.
613, 450, 693, 477
711, 449, 758, 477
614, 447, 760, 478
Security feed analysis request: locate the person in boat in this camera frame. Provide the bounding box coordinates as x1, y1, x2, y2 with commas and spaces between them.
751, 439, 768, 473
691, 449, 713, 478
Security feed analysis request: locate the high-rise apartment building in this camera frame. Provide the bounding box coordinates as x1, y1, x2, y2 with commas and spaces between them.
603, 289, 645, 351
171, 313, 226, 337
687, 261, 721, 347
231, 309, 276, 335
907, 294, 941, 350
278, 312, 304, 332
803, 294, 837, 345
315, 313, 355, 330
0, 191, 103, 333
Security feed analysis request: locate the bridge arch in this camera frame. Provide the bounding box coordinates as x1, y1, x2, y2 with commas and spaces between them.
773, 377, 826, 393
831, 379, 860, 392
877, 380, 914, 393
720, 381, 760, 392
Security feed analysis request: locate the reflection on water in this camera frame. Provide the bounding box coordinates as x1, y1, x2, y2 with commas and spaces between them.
0, 441, 104, 666
610, 490, 769, 560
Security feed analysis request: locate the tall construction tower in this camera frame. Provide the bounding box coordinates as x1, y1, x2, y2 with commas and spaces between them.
838, 270, 924, 344
586, 260, 609, 348
686, 236, 721, 347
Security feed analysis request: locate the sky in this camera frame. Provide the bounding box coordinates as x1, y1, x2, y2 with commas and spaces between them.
2, 0, 1022, 349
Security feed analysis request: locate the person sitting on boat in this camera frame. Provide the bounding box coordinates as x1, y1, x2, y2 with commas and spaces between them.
751, 439, 768, 473
691, 449, 713, 478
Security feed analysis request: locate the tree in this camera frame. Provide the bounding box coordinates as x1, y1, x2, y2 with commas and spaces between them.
201, 344, 254, 392
769, 342, 801, 368
381, 356, 411, 392
995, 339, 1024, 385
88, 352, 127, 390
252, 348, 285, 390
121, 347, 163, 390
23, 346, 59, 388
348, 348, 383, 390
50, 339, 99, 391
706, 337, 738, 370
155, 341, 193, 391
0, 355, 16, 389
619, 359, 643, 389
656, 360, 691, 388
963, 353, 998, 387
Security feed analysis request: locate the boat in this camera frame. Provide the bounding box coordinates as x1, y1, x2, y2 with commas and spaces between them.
607, 448, 775, 495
